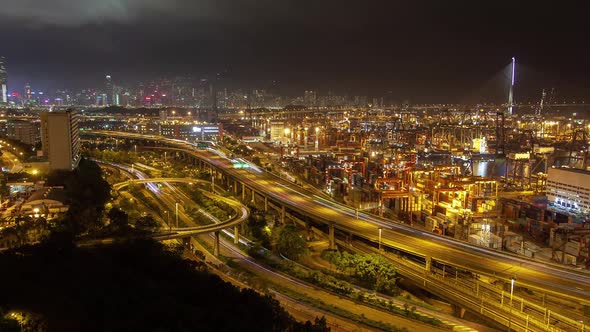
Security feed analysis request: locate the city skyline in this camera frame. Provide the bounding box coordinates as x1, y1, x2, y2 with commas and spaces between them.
0, 1, 589, 103
2, 2, 590, 331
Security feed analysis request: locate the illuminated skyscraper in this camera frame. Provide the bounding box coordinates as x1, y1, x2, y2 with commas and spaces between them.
24, 82, 31, 101
0, 56, 7, 103
304, 90, 316, 107
105, 75, 114, 105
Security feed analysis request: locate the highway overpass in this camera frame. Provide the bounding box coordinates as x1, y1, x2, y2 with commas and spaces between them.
84, 130, 590, 331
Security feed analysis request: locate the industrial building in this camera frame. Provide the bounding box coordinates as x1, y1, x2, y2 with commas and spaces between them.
158, 122, 220, 141
546, 167, 590, 218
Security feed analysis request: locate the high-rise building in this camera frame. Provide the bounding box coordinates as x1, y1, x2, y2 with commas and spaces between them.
0, 56, 7, 104
105, 75, 114, 106
304, 90, 316, 107
24, 83, 31, 102
40, 111, 80, 170
6, 119, 41, 145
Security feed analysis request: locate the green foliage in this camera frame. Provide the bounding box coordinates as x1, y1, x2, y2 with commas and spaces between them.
323, 251, 400, 295
125, 188, 163, 221
245, 210, 271, 247
274, 225, 309, 261
181, 185, 234, 221
47, 158, 112, 235
107, 207, 129, 229
0, 217, 51, 247
0, 173, 9, 198
185, 206, 213, 225
84, 149, 138, 164
195, 170, 212, 181
0, 137, 36, 160
134, 215, 160, 231
0, 239, 312, 331
0, 315, 19, 332
273, 285, 407, 332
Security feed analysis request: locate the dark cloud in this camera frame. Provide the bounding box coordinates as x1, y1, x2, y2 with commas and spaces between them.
0, 0, 300, 26
0, 0, 588, 102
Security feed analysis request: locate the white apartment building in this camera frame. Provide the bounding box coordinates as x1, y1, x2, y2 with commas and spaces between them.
40, 111, 80, 170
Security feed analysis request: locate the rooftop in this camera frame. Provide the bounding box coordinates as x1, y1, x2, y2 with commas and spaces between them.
26, 187, 67, 204
548, 167, 590, 176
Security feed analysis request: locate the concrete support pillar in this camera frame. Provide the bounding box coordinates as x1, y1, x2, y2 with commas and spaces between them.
452, 304, 466, 318
234, 180, 238, 195
425, 256, 432, 273
242, 183, 246, 201
213, 231, 220, 256
281, 205, 286, 224
329, 224, 336, 250
264, 196, 268, 211
234, 226, 240, 245
182, 237, 191, 248
251, 188, 256, 204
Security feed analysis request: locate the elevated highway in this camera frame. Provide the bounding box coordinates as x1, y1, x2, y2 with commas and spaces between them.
114, 177, 249, 240
85, 130, 590, 331
87, 168, 250, 252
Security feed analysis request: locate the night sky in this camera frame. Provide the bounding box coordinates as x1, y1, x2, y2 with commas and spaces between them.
1, 0, 588, 102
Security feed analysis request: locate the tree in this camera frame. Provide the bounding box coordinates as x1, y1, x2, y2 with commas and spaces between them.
0, 173, 9, 198
322, 251, 399, 294
0, 239, 316, 331
47, 158, 112, 234
135, 215, 159, 231
245, 210, 270, 247
252, 156, 262, 166
108, 207, 129, 229
275, 225, 308, 260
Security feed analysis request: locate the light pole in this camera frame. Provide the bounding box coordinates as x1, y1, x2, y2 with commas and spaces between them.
378, 228, 382, 250
165, 211, 170, 231
211, 175, 215, 192
510, 277, 516, 306
175, 202, 179, 228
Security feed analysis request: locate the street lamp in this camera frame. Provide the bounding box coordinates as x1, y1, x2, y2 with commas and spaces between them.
510, 277, 516, 306
378, 227, 383, 250
175, 202, 179, 228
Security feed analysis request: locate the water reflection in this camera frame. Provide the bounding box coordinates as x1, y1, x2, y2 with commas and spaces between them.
472, 159, 506, 178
